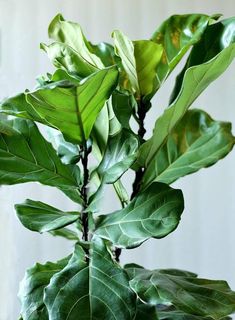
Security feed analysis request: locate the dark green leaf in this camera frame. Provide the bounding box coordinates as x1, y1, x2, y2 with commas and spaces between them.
19, 256, 69, 320
138, 42, 235, 188
170, 17, 235, 103
95, 182, 184, 248
130, 269, 235, 319
15, 199, 79, 233
149, 109, 235, 185
151, 14, 216, 86
44, 238, 136, 320
0, 118, 81, 203
135, 301, 159, 320
112, 30, 163, 98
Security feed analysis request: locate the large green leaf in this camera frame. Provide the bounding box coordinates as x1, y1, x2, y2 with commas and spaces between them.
18, 256, 69, 320
15, 199, 79, 233
112, 30, 163, 98
0, 118, 81, 202
158, 309, 232, 320
138, 42, 235, 188
44, 238, 136, 320
130, 269, 235, 319
170, 17, 235, 103
149, 109, 235, 185
95, 182, 184, 248
26, 67, 118, 144
151, 14, 216, 85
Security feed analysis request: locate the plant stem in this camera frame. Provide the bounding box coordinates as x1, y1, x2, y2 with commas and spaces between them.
80, 143, 90, 242
115, 98, 147, 262
131, 99, 147, 199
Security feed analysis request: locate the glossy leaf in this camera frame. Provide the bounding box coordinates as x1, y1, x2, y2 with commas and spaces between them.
150, 109, 235, 185
158, 309, 232, 320
19, 256, 69, 320
26, 67, 118, 144
170, 17, 235, 103
138, 42, 235, 188
44, 238, 136, 320
112, 30, 163, 98
151, 14, 216, 85
15, 199, 79, 233
130, 270, 235, 319
0, 118, 81, 203
95, 182, 184, 248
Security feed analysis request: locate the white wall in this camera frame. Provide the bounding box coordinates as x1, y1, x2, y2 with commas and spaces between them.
0, 0, 234, 318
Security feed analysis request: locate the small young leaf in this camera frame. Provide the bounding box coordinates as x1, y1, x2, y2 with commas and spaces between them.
112, 30, 163, 98
95, 182, 184, 248
15, 199, 79, 233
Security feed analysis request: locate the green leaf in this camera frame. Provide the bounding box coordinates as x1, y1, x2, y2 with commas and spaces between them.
88, 129, 138, 212
95, 182, 184, 248
47, 128, 80, 164
25, 67, 118, 144
15, 199, 79, 233
19, 256, 69, 320
44, 238, 136, 320
138, 42, 235, 188
112, 91, 136, 129
149, 109, 235, 185
0, 118, 81, 203
130, 269, 235, 319
112, 30, 163, 98
151, 14, 216, 85
135, 301, 159, 320
49, 228, 78, 240
170, 17, 235, 103
41, 42, 99, 77
158, 309, 233, 320
47, 14, 103, 68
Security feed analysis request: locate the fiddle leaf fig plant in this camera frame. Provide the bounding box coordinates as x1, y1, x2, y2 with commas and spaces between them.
1, 13, 235, 320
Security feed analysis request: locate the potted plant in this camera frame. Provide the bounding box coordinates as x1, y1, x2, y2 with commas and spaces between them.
1, 12, 235, 319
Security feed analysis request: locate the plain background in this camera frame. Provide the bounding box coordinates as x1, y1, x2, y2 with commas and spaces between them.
0, 0, 234, 318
